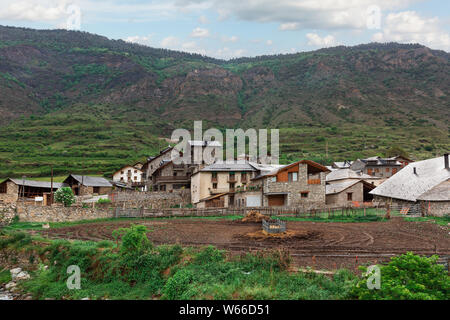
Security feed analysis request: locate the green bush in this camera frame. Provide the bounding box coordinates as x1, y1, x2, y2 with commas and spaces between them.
352, 252, 450, 300
54, 187, 76, 207
97, 198, 111, 204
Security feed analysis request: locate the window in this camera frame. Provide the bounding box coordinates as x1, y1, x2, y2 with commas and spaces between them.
386, 168, 390, 172
288, 172, 298, 182
392, 168, 398, 174
134, 170, 137, 173
120, 177, 123, 181
212, 183, 217, 189
121, 171, 124, 174
271, 176, 276, 182
347, 193, 353, 201
93, 187, 100, 194
134, 176, 137, 180
301, 192, 308, 198
0, 183, 6, 194
375, 168, 379, 173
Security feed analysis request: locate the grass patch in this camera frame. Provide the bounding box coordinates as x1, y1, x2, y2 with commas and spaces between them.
0, 268, 12, 285
403, 215, 450, 227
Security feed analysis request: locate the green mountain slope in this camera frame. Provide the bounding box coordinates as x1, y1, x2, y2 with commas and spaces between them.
0, 26, 449, 177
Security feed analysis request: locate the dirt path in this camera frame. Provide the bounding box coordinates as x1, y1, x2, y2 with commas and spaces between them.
34, 217, 450, 271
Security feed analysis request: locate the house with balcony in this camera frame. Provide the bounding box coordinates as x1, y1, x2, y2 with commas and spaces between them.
250, 160, 330, 207
151, 160, 194, 191
190, 161, 258, 208
190, 161, 282, 208
112, 164, 144, 189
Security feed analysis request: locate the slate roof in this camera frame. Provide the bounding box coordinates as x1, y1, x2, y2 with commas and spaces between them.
370, 156, 450, 202
7, 178, 66, 189
326, 180, 360, 195
326, 168, 374, 182
416, 179, 450, 201
66, 175, 113, 187
188, 140, 222, 147
200, 161, 257, 172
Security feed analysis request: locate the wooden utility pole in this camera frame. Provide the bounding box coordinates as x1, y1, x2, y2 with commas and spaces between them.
50, 166, 54, 205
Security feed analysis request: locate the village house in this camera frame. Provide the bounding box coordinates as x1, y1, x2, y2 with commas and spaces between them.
350, 156, 405, 179
112, 164, 144, 189
370, 154, 450, 216
0, 178, 66, 204
141, 146, 174, 183
326, 180, 375, 206
62, 174, 113, 196
151, 160, 193, 192
250, 160, 330, 207
191, 161, 260, 208
142, 140, 222, 191
326, 168, 382, 186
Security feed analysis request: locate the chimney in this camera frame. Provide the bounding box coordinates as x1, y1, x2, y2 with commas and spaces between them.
445, 153, 449, 170
413, 167, 417, 175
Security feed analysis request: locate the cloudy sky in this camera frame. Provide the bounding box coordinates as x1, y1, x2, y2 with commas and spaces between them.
0, 0, 449, 59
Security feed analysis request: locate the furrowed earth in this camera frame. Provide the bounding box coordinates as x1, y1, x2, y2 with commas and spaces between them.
33, 217, 450, 271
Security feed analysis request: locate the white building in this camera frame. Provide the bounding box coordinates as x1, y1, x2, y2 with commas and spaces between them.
113, 165, 143, 185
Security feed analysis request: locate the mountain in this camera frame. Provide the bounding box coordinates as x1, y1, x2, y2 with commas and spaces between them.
0, 25, 449, 177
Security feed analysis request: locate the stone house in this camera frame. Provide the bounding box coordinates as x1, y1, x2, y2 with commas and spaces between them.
250, 160, 330, 207
350, 156, 404, 178
326, 180, 375, 206
370, 154, 450, 216
151, 160, 193, 192
0, 178, 66, 204
63, 174, 113, 196
191, 161, 259, 208
141, 146, 174, 184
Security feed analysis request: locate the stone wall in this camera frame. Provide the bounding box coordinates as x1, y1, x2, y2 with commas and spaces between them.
110, 189, 191, 209
263, 164, 327, 206
326, 182, 364, 206
0, 181, 19, 204
0, 203, 113, 223
0, 203, 16, 225
421, 201, 450, 217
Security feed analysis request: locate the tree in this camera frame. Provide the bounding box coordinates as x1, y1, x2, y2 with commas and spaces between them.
352, 252, 450, 300
384, 145, 409, 159
54, 187, 76, 207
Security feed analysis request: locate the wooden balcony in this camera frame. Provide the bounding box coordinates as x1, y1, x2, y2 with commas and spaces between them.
227, 177, 237, 183
209, 187, 230, 194
307, 179, 321, 185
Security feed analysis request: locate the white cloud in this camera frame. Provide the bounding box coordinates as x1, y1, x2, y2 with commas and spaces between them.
306, 33, 338, 47
160, 36, 180, 48
279, 22, 299, 31
124, 34, 153, 45
180, 0, 417, 31
215, 47, 246, 59
372, 11, 450, 51
190, 27, 210, 38
198, 15, 209, 24
221, 35, 238, 42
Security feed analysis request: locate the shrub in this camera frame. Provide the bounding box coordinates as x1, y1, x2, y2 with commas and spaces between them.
97, 198, 111, 204
352, 252, 450, 300
112, 224, 151, 255
54, 187, 76, 207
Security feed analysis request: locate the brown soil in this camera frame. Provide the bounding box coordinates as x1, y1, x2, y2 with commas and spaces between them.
34, 217, 450, 271
241, 210, 271, 223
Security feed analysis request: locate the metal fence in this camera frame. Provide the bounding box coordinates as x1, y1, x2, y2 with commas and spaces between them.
388, 203, 422, 216
262, 219, 286, 234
